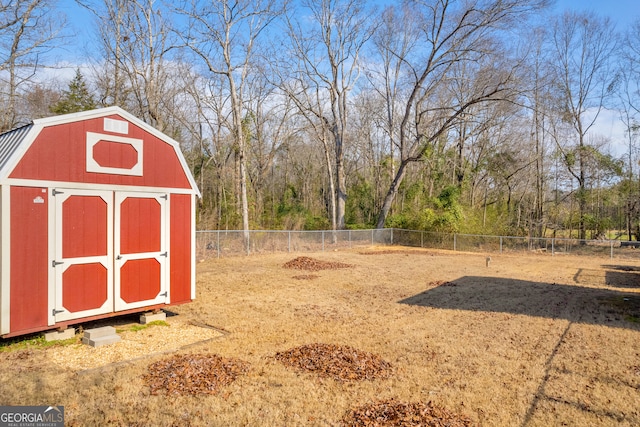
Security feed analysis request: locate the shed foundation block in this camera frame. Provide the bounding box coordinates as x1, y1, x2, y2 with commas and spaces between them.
44, 328, 75, 342
140, 311, 166, 324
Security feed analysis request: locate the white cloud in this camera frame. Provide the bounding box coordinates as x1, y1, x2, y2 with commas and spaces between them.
584, 107, 632, 157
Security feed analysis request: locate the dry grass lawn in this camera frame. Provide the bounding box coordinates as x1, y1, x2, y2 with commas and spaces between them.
1, 247, 640, 426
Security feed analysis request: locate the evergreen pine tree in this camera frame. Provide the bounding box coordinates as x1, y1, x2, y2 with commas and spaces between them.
50, 69, 97, 114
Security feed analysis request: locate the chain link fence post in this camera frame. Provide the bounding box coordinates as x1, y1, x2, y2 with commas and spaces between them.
610, 240, 613, 259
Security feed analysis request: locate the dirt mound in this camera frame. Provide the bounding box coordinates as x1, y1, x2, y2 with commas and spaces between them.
275, 343, 392, 382
283, 256, 353, 271
341, 399, 478, 426
143, 353, 249, 395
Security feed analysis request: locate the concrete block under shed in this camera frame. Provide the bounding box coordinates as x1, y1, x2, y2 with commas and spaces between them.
43, 328, 75, 342
140, 311, 166, 324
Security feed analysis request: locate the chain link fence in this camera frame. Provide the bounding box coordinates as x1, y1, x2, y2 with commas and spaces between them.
196, 228, 640, 261
195, 229, 393, 259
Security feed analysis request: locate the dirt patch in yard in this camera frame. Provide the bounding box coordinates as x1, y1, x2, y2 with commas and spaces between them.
292, 274, 320, 280
359, 249, 437, 256
47, 316, 224, 371
283, 256, 353, 271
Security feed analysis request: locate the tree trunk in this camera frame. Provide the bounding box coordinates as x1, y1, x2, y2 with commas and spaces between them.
376, 161, 409, 229
228, 75, 250, 252
321, 132, 338, 232
335, 130, 347, 230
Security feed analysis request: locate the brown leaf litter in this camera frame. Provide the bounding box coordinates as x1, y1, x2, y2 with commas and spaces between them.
283, 256, 353, 271
429, 280, 457, 287
275, 343, 392, 382
143, 353, 249, 395
341, 398, 478, 427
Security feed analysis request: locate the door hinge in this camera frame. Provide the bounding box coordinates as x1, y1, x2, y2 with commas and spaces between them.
52, 309, 64, 316
159, 292, 168, 297
52, 189, 64, 196
160, 252, 168, 257
52, 260, 64, 267
160, 194, 168, 200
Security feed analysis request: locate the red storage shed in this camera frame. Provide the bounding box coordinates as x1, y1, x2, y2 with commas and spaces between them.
0, 107, 200, 338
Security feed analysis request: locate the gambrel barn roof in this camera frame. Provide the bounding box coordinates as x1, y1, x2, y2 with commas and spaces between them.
0, 106, 200, 196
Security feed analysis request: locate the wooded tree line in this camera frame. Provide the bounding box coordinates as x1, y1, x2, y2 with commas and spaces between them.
2, 0, 640, 239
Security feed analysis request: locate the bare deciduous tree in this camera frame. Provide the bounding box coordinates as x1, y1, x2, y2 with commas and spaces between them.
82, 0, 186, 135
0, 0, 65, 131
618, 17, 640, 240
549, 11, 618, 240
374, 0, 548, 228
80, 0, 129, 107
178, 0, 286, 251
280, 0, 374, 231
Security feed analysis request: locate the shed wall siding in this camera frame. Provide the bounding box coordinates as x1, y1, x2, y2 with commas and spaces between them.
10, 186, 48, 332
170, 193, 192, 304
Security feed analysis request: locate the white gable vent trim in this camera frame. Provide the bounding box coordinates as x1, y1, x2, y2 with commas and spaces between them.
86, 132, 143, 176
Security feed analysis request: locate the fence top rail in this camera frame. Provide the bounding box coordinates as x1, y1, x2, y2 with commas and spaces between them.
196, 229, 334, 234
196, 229, 383, 234
455, 233, 618, 244
196, 229, 621, 245
392, 228, 446, 234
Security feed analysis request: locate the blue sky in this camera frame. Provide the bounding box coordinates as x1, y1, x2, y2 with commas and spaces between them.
56, 0, 639, 60
552, 0, 638, 156
49, 0, 637, 156
554, 0, 639, 28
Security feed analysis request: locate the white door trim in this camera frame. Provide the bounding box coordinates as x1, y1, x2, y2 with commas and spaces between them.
113, 191, 168, 311
52, 189, 114, 322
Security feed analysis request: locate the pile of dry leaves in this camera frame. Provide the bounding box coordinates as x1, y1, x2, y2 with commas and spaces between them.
341, 399, 478, 427
429, 280, 457, 287
275, 343, 392, 381
143, 353, 249, 395
283, 256, 353, 271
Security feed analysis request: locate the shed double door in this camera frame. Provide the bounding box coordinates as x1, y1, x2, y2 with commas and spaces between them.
52, 189, 168, 323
